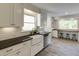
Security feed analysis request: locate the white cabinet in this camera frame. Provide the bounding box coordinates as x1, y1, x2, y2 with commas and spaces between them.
0, 35, 44, 56
22, 40, 31, 56
13, 3, 24, 27
0, 3, 24, 27
0, 4, 13, 27
0, 40, 31, 56
6, 47, 26, 56
31, 35, 43, 45
0, 41, 23, 56
31, 35, 44, 56
31, 40, 43, 56
52, 30, 58, 38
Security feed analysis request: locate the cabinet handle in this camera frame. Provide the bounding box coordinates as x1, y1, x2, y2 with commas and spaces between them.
6, 49, 13, 52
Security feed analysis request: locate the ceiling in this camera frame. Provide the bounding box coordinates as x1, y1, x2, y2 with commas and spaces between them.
32, 3, 79, 17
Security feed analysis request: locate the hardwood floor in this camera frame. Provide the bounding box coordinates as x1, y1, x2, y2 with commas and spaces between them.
36, 38, 79, 56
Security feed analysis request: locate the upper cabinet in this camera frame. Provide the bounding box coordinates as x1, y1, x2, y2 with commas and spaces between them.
13, 3, 24, 27
0, 4, 13, 27
0, 3, 24, 27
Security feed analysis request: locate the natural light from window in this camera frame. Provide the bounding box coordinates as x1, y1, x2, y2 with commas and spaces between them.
23, 15, 35, 31
58, 18, 78, 29
23, 8, 41, 31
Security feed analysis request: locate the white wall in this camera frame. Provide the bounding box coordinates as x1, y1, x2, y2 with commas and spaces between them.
40, 9, 47, 28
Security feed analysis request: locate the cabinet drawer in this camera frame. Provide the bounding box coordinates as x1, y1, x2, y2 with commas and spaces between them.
31, 35, 43, 45
22, 40, 31, 47
6, 47, 26, 56
31, 40, 43, 56
5, 40, 31, 56
0, 42, 26, 56
31, 35, 43, 39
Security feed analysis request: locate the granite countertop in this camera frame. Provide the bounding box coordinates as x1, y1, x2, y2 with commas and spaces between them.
28, 32, 50, 36
0, 35, 33, 50
0, 32, 46, 50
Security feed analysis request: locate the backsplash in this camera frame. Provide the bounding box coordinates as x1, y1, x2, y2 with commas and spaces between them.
0, 27, 19, 34
0, 27, 30, 41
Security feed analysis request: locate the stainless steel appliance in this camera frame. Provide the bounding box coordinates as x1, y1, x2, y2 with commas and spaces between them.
39, 32, 50, 48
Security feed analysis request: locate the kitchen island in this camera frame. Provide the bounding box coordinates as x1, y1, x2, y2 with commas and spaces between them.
52, 29, 79, 42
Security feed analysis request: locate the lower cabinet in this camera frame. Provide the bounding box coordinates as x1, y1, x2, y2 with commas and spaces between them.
52, 30, 58, 38
24, 40, 31, 56
7, 40, 31, 56
31, 35, 44, 56
0, 35, 44, 56
31, 40, 43, 56
0, 40, 31, 56
6, 47, 27, 56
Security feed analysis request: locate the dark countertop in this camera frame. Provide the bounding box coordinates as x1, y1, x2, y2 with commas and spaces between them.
0, 32, 49, 50
0, 35, 33, 50
28, 32, 50, 36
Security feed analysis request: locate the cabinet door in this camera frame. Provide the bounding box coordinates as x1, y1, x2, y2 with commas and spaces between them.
13, 3, 24, 27
0, 4, 13, 27
23, 40, 31, 56
31, 40, 43, 56
6, 40, 31, 56
31, 35, 43, 45
6, 47, 26, 56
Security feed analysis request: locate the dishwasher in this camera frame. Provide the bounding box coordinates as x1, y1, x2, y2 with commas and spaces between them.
43, 33, 49, 48
39, 32, 50, 48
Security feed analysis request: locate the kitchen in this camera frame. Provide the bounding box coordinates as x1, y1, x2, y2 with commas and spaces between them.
0, 3, 52, 56
1, 3, 79, 56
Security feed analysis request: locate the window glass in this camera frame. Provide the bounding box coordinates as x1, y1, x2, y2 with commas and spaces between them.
23, 23, 35, 31
58, 18, 78, 29
23, 14, 35, 31
23, 8, 41, 31
24, 15, 35, 23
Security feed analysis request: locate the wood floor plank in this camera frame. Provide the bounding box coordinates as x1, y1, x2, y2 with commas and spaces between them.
36, 38, 79, 56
